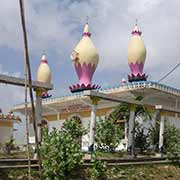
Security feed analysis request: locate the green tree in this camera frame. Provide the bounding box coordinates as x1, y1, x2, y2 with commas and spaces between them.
107, 103, 151, 153
108, 103, 130, 123
134, 122, 149, 153
41, 119, 86, 180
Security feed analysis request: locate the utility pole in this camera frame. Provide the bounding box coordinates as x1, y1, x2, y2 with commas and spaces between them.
19, 0, 42, 179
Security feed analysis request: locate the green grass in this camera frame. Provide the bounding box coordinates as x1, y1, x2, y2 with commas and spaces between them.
95, 151, 126, 158
0, 169, 39, 180
1, 164, 180, 180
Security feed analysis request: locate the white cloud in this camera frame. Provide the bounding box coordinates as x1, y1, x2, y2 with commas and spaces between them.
0, 64, 23, 113
0, 0, 179, 83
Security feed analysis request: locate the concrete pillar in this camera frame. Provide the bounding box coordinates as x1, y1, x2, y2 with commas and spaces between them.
57, 112, 60, 121
127, 105, 136, 155
35, 89, 43, 143
152, 110, 160, 127
88, 97, 99, 153
124, 120, 128, 140
124, 120, 128, 149
159, 115, 165, 153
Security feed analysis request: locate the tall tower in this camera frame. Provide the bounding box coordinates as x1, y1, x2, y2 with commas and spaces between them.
128, 22, 147, 82
69, 23, 100, 93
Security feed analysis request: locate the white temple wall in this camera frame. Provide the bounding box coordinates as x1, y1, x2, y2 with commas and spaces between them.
167, 117, 180, 128
48, 119, 65, 131
0, 126, 13, 145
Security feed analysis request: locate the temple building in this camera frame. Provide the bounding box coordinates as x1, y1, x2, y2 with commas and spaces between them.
12, 23, 180, 152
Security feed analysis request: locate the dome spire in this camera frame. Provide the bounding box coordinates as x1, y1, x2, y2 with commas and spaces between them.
82, 20, 91, 37
132, 19, 142, 36
41, 51, 48, 64
70, 22, 100, 93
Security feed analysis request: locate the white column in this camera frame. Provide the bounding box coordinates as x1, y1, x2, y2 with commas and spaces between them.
159, 115, 165, 152
124, 120, 128, 149
152, 110, 160, 127
127, 105, 136, 155
88, 98, 98, 153
57, 112, 60, 121
35, 90, 42, 143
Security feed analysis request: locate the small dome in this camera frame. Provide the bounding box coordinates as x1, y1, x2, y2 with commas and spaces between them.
71, 23, 99, 67
37, 54, 51, 83
128, 24, 146, 65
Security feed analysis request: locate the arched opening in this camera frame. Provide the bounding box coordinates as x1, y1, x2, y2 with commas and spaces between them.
69, 114, 82, 125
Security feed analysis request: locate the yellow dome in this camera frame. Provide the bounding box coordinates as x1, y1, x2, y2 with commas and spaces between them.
128, 25, 146, 64
37, 54, 51, 83
71, 23, 99, 66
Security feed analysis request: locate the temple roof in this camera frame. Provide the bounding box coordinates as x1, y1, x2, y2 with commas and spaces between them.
12, 81, 180, 118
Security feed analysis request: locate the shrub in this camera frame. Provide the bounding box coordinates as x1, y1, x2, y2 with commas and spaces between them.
41, 119, 86, 180
62, 117, 87, 141
164, 124, 180, 158
148, 122, 180, 156
95, 117, 123, 152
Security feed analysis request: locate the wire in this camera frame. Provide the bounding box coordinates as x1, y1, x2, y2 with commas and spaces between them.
157, 62, 180, 83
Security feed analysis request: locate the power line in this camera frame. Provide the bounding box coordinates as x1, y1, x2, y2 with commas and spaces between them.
157, 62, 180, 83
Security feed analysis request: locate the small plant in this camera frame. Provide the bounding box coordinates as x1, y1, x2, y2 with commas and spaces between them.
91, 154, 107, 180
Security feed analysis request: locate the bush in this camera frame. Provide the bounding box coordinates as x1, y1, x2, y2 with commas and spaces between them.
63, 117, 87, 141
41, 119, 86, 180
91, 154, 107, 180
95, 117, 123, 152
148, 122, 180, 156
164, 124, 180, 158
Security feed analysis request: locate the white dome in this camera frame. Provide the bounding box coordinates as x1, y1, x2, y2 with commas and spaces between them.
128, 25, 146, 64
71, 23, 99, 66
37, 54, 51, 83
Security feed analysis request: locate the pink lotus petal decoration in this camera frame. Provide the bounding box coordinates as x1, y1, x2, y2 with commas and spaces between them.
70, 83, 101, 93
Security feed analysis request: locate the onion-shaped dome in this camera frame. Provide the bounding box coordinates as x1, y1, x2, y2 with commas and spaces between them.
70, 23, 100, 93
37, 54, 52, 98
37, 54, 51, 84
128, 23, 147, 82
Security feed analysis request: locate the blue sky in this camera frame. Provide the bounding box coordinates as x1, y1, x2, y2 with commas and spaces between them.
0, 0, 180, 114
